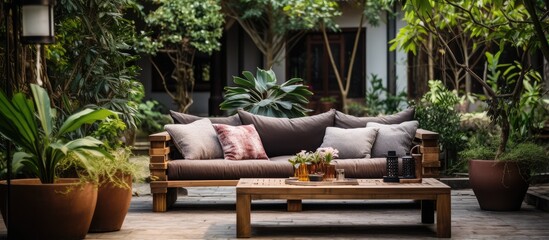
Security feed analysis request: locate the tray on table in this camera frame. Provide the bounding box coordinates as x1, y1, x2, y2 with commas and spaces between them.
284, 178, 359, 186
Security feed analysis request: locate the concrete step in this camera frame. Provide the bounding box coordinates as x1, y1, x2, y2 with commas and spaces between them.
131, 141, 149, 156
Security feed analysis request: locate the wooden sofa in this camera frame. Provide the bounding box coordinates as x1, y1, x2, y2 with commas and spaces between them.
149, 109, 440, 212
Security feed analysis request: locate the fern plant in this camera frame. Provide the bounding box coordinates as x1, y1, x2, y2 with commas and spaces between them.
220, 68, 313, 118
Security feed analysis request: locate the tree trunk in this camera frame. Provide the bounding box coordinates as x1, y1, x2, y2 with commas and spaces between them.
463, 41, 471, 112
428, 34, 434, 81
497, 104, 510, 158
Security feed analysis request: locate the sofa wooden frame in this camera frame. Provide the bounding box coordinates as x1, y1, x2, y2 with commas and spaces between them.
149, 129, 440, 212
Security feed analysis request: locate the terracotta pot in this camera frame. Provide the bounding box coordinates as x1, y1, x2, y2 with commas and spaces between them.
469, 160, 529, 211
89, 173, 133, 232
0, 178, 97, 239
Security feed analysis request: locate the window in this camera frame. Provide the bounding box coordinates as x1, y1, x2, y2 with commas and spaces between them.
287, 29, 365, 99
151, 52, 212, 92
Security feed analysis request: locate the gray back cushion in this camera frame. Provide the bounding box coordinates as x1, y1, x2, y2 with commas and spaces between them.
367, 121, 419, 158
319, 126, 379, 159
335, 108, 415, 128
170, 110, 241, 126
238, 109, 336, 157
164, 119, 223, 159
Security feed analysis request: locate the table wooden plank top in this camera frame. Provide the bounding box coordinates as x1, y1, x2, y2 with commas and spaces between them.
237, 178, 450, 190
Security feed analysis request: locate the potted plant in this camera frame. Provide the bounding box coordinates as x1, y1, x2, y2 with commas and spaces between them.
462, 50, 549, 211
0, 84, 116, 239
462, 135, 549, 211
288, 150, 312, 181
288, 148, 339, 182
86, 117, 137, 232
87, 148, 136, 232
316, 147, 339, 180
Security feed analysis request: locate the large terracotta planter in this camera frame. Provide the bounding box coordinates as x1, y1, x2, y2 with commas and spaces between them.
89, 173, 133, 232
469, 159, 529, 211
0, 178, 97, 239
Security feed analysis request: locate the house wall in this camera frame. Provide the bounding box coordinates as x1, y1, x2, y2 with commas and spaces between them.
395, 11, 408, 94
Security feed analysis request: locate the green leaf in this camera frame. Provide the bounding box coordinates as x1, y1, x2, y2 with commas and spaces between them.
30, 84, 53, 137
233, 76, 255, 89
58, 108, 116, 135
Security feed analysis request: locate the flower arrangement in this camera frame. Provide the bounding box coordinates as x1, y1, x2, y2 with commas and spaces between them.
316, 147, 339, 164
288, 147, 339, 181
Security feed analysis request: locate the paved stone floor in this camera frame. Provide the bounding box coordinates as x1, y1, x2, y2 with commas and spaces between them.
2, 184, 549, 239
99, 184, 549, 239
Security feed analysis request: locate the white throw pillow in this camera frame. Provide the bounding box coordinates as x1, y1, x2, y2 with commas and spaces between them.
164, 119, 223, 159
319, 126, 379, 159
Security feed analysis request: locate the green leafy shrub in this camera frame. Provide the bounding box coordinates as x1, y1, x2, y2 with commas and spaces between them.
365, 74, 407, 116
0, 84, 116, 183
347, 102, 367, 117
92, 117, 128, 150
220, 68, 313, 118
459, 138, 549, 177
136, 100, 172, 135
414, 80, 466, 174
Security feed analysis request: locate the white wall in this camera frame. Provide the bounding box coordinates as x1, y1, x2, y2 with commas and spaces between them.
337, 7, 408, 94
366, 19, 388, 90
395, 11, 408, 94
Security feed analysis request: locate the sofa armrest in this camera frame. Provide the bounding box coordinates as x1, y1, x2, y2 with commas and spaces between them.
414, 128, 440, 178
149, 131, 171, 182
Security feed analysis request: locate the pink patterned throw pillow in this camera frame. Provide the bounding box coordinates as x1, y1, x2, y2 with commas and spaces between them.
212, 124, 268, 160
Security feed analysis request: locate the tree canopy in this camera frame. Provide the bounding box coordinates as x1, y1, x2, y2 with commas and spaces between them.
222, 0, 340, 68
392, 0, 549, 155
136, 0, 225, 112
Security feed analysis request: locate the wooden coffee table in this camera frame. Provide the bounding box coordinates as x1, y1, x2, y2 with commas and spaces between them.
236, 178, 451, 238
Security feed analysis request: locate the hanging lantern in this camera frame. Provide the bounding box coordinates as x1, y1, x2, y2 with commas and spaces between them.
20, 0, 56, 44
383, 151, 400, 182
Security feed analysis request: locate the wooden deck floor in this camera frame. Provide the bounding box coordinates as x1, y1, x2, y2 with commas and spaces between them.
2, 185, 549, 239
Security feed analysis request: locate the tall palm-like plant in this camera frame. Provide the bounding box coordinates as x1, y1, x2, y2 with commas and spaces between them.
0, 84, 116, 184
220, 68, 313, 118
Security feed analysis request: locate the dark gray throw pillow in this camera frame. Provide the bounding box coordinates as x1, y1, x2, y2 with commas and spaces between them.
319, 126, 379, 159
170, 110, 241, 126
164, 119, 223, 159
237, 109, 336, 157
334, 108, 415, 128
367, 120, 419, 158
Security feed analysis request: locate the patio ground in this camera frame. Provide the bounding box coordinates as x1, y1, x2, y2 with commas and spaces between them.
91, 183, 549, 239
0, 154, 547, 239
0, 182, 548, 239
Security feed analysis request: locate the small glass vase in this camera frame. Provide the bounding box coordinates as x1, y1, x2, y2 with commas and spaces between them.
297, 164, 309, 181
308, 163, 319, 174
323, 163, 336, 181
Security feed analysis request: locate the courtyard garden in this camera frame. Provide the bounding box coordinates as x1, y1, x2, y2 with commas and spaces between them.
0, 0, 549, 239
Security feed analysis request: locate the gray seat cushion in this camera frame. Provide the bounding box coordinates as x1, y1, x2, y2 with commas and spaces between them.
167, 156, 294, 180
238, 109, 336, 157
167, 156, 390, 180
